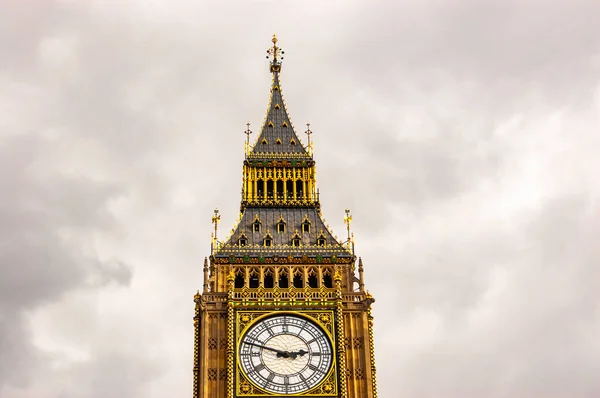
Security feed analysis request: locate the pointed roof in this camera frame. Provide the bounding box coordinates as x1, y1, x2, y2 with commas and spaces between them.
211, 36, 353, 260
249, 35, 310, 158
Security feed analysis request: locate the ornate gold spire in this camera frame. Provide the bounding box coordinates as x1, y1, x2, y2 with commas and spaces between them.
266, 34, 284, 73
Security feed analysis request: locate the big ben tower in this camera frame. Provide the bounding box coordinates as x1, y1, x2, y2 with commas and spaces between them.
193, 35, 378, 398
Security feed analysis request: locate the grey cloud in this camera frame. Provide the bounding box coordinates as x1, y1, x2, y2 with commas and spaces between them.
0, 131, 133, 389
380, 194, 600, 398
1, 1, 599, 397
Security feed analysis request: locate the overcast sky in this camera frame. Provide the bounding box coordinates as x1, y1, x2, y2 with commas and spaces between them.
1, 1, 600, 397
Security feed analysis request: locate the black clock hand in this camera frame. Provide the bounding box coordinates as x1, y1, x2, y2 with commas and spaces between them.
243, 341, 290, 358
289, 349, 308, 357
296, 349, 309, 357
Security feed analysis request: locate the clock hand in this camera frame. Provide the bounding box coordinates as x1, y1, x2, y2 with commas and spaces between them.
287, 349, 308, 358
243, 341, 290, 358
293, 349, 309, 357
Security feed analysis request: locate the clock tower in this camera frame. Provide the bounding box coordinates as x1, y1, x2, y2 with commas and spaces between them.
193, 35, 378, 398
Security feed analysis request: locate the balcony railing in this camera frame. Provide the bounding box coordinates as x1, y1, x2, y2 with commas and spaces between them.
213, 243, 353, 257
246, 151, 312, 160
232, 287, 337, 301
241, 192, 319, 206
200, 290, 368, 304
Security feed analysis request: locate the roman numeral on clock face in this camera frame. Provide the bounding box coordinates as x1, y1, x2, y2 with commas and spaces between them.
254, 363, 265, 372
308, 363, 324, 373
307, 336, 323, 344
296, 321, 307, 336
299, 373, 310, 389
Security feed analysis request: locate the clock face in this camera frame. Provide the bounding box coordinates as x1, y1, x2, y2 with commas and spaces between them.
238, 314, 333, 394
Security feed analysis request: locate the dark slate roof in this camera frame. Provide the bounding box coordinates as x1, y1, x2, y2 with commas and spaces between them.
249, 72, 310, 157
215, 207, 352, 258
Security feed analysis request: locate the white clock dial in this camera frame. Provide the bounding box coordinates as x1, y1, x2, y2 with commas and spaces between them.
238, 314, 333, 394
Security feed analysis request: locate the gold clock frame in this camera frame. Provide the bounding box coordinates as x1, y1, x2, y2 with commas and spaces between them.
234, 310, 339, 397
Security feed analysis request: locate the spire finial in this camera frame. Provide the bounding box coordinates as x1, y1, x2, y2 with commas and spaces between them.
266, 34, 284, 73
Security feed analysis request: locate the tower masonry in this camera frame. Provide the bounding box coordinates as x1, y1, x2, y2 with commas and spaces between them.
193, 35, 378, 398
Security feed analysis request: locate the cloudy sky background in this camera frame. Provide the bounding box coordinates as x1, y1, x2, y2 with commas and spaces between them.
1, 1, 600, 397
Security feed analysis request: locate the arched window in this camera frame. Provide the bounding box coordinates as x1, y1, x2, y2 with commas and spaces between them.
239, 234, 248, 247
278, 272, 289, 288
235, 273, 245, 289
293, 272, 303, 288
308, 271, 318, 288
264, 269, 274, 288
249, 270, 259, 288
323, 273, 333, 288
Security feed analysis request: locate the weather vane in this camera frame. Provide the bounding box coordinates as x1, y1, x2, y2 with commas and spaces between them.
266, 34, 284, 72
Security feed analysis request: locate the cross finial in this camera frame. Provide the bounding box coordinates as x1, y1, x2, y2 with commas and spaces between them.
305, 122, 312, 141
266, 34, 284, 73
244, 122, 253, 152
305, 122, 313, 154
